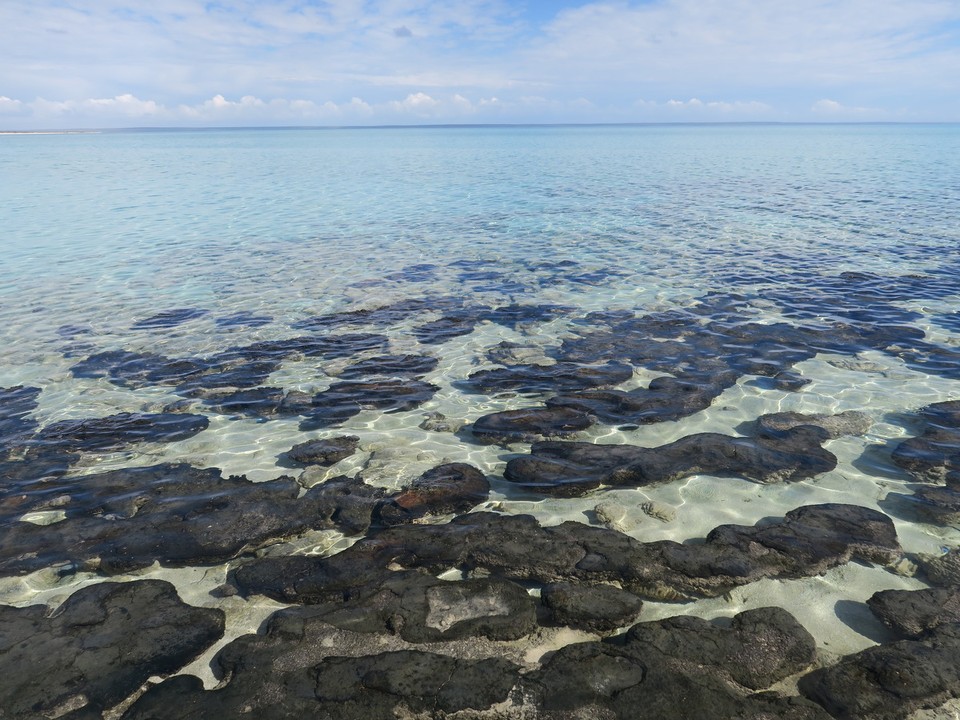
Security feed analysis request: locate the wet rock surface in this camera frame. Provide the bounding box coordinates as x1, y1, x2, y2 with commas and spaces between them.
125, 648, 520, 720
376, 462, 490, 525
0, 460, 493, 575
284, 435, 360, 466
541, 581, 644, 633
750, 410, 872, 439
798, 622, 960, 720
0, 579, 224, 719
234, 504, 901, 604
529, 608, 828, 720
919, 549, 960, 587
503, 411, 853, 496
0, 464, 351, 575
471, 406, 596, 444
624, 607, 817, 690
867, 586, 960, 638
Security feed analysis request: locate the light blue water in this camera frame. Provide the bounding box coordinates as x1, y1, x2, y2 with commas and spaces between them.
3, 124, 960, 670
4, 124, 957, 341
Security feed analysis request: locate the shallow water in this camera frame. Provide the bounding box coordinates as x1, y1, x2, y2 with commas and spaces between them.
2, 124, 960, 716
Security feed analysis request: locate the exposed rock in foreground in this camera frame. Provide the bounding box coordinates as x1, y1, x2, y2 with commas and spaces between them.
233, 504, 901, 604
798, 622, 960, 720
0, 462, 490, 576
868, 586, 960, 639
0, 580, 223, 719
121, 606, 825, 720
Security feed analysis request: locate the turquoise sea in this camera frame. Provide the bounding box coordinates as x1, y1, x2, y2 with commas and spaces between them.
3, 124, 960, 718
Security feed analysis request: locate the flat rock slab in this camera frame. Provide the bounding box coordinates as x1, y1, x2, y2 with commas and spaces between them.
529, 632, 830, 720
624, 607, 817, 690
252, 572, 538, 644
751, 410, 872, 439
503, 412, 848, 497
233, 504, 901, 604
0, 579, 223, 718
868, 586, 960, 638
123, 601, 823, 719
284, 435, 360, 466
799, 623, 960, 720
124, 649, 520, 720
541, 581, 643, 633
471, 406, 596, 444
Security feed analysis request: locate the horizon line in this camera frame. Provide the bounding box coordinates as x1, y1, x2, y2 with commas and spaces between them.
2, 120, 959, 134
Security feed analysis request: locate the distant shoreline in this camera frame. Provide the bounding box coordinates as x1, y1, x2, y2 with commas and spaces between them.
0, 130, 101, 135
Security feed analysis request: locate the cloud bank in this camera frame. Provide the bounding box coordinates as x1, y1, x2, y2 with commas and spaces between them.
1, 0, 958, 128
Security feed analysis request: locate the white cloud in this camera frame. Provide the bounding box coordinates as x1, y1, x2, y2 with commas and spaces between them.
811, 98, 877, 116
27, 94, 162, 119
0, 96, 23, 114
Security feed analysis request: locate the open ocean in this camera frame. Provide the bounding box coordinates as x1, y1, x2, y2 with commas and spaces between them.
3, 124, 960, 718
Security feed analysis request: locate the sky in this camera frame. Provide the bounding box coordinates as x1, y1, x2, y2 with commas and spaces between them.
2, 0, 959, 129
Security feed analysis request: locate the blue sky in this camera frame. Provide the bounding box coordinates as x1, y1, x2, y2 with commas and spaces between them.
2, 0, 959, 128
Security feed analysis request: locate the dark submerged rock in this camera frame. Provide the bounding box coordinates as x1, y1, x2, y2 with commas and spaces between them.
299, 379, 439, 430
214, 310, 272, 327
546, 370, 740, 425
0, 579, 223, 718
503, 420, 841, 497
412, 312, 479, 344
37, 411, 209, 452
462, 360, 633, 395
291, 298, 443, 331
199, 386, 286, 417
131, 307, 209, 329
541, 581, 644, 633
798, 622, 960, 720
335, 353, 438, 380
0, 385, 40, 450
285, 435, 360, 467
868, 586, 960, 638
891, 400, 960, 483
471, 406, 596, 445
